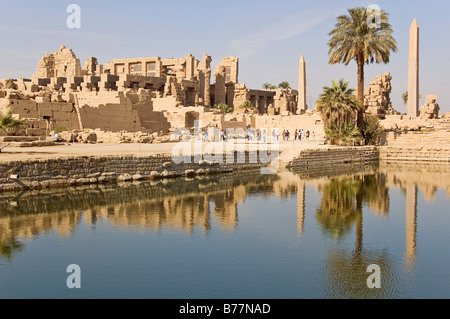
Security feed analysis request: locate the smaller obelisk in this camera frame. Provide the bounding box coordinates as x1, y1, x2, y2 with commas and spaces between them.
298, 54, 307, 113
407, 18, 419, 118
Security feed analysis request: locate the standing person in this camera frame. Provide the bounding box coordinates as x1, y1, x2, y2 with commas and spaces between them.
298, 129, 302, 141
203, 129, 209, 142
306, 130, 310, 141
294, 129, 298, 141
263, 129, 267, 143
276, 129, 279, 141
312, 131, 315, 141
301, 129, 305, 141
286, 130, 290, 141
282, 130, 286, 141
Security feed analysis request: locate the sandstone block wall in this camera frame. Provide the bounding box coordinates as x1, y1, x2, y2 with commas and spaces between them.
379, 147, 450, 162
287, 146, 380, 169
0, 152, 268, 192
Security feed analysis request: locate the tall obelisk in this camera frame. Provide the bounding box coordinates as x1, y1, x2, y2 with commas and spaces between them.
408, 18, 419, 118
298, 54, 307, 113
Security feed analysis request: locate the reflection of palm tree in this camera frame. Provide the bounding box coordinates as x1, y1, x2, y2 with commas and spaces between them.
324, 248, 396, 299
317, 174, 396, 298
316, 177, 361, 239
0, 238, 24, 262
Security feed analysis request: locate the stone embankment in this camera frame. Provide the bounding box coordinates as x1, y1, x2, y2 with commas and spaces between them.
379, 147, 450, 162
0, 152, 266, 192
287, 146, 380, 169
287, 144, 450, 171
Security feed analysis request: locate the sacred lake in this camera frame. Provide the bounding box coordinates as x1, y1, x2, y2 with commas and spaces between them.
0, 162, 449, 299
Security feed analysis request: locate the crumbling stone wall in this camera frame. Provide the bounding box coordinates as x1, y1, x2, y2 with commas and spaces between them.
364, 72, 392, 119
0, 89, 172, 134
32, 46, 82, 80
420, 95, 440, 119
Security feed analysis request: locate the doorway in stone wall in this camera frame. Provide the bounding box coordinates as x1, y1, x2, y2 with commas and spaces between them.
185, 88, 196, 106
185, 111, 199, 129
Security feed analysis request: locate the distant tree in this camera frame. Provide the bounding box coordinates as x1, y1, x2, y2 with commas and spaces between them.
328, 6, 397, 128
402, 91, 422, 105
0, 107, 27, 136
240, 100, 255, 110
278, 81, 291, 90
262, 83, 277, 90
213, 103, 233, 114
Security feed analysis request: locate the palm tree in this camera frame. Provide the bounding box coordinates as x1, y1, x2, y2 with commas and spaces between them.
0, 107, 27, 136
402, 91, 422, 105
278, 81, 291, 90
262, 83, 276, 90
316, 79, 361, 130
328, 7, 397, 127
240, 100, 255, 111
213, 103, 233, 114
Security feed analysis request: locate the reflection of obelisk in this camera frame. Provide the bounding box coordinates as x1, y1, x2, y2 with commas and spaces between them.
407, 19, 419, 118
298, 54, 307, 113
405, 183, 418, 269
297, 181, 305, 237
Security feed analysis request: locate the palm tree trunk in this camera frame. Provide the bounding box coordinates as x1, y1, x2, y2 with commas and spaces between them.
356, 55, 365, 130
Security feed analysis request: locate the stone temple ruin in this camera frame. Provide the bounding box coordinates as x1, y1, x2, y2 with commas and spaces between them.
363, 72, 396, 119
4, 46, 442, 142
0, 46, 307, 138
420, 95, 440, 119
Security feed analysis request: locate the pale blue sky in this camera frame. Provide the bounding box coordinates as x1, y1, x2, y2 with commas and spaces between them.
1, 0, 449, 112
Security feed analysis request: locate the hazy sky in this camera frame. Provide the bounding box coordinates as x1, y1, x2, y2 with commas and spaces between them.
0, 0, 449, 112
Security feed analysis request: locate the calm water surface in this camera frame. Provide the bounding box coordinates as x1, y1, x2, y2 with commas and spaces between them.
0, 162, 449, 299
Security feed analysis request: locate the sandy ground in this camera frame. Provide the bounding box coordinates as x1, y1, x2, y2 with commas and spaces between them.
0, 139, 328, 164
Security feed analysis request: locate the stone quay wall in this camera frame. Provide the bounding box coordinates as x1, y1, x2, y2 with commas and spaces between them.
287, 146, 380, 169
379, 146, 450, 162
288, 146, 450, 171
0, 152, 267, 192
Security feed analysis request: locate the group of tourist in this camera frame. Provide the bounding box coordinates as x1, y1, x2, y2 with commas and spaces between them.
278, 129, 314, 142
197, 127, 315, 143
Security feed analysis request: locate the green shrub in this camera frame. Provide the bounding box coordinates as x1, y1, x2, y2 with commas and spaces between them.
361, 114, 384, 145
325, 122, 362, 146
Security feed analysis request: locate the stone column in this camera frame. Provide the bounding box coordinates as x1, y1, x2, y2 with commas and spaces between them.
214, 65, 226, 106
298, 54, 307, 113
407, 19, 419, 118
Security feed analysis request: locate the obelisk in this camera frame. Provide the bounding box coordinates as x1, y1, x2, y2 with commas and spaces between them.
407, 18, 419, 118
298, 54, 307, 113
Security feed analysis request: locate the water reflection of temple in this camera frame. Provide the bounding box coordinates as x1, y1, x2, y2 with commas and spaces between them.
290, 161, 450, 273
1, 162, 449, 268
380, 162, 450, 269
0, 172, 279, 260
